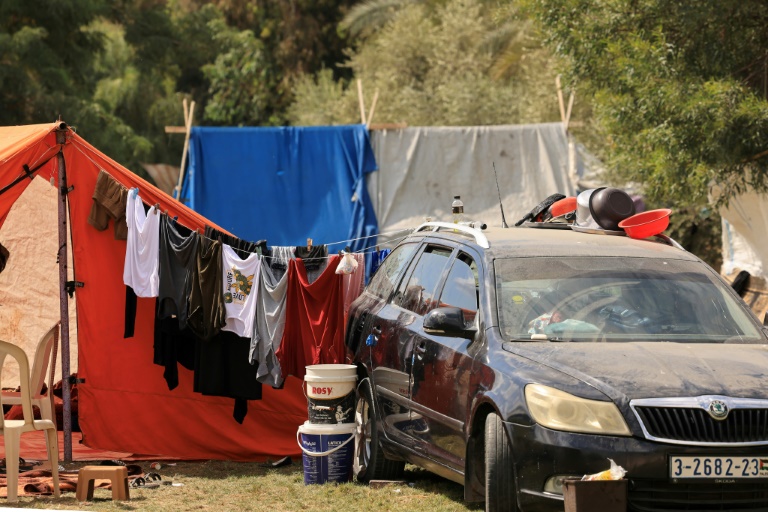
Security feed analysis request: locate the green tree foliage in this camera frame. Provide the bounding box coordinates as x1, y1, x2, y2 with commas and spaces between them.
201, 19, 274, 125
288, 0, 560, 127
1, 0, 356, 172
189, 0, 357, 126
0, 0, 106, 123
522, 0, 768, 207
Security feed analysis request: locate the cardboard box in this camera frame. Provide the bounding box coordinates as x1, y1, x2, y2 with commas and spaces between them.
563, 479, 627, 512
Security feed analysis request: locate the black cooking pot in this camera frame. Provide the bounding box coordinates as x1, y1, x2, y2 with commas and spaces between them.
588, 187, 636, 231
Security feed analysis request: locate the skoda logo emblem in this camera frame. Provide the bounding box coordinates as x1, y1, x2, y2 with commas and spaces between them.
708, 400, 729, 421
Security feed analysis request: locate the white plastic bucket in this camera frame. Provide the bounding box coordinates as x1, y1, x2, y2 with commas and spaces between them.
297, 421, 356, 485
304, 364, 357, 424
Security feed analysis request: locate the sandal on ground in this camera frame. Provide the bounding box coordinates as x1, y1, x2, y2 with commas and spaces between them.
130, 476, 160, 489
145, 472, 174, 485
0, 457, 33, 472
100, 459, 127, 466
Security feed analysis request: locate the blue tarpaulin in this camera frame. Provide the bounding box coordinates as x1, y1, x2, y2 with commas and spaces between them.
180, 125, 379, 258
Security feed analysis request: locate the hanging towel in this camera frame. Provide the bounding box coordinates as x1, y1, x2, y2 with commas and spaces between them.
342, 253, 366, 325
221, 244, 262, 337
123, 192, 160, 297
276, 255, 345, 380
88, 170, 128, 240
250, 262, 289, 388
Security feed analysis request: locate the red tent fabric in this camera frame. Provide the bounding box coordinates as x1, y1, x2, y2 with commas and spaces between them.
0, 123, 306, 460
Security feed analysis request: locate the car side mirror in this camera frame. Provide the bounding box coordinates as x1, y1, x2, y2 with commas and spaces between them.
423, 307, 477, 340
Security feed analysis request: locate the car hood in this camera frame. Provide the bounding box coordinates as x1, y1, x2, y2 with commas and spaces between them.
502, 342, 768, 403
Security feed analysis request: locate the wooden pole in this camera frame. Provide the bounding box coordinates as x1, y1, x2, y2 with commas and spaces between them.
366, 89, 380, 128
564, 92, 575, 132
173, 99, 195, 202
555, 75, 566, 125
55, 123, 73, 462
357, 79, 367, 125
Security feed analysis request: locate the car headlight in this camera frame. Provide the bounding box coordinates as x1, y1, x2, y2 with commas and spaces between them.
525, 384, 631, 436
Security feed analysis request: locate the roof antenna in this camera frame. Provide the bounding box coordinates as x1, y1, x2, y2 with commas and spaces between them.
492, 162, 509, 228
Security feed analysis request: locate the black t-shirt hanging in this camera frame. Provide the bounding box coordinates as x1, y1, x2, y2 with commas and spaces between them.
294, 245, 327, 271
158, 215, 199, 329
204, 226, 267, 259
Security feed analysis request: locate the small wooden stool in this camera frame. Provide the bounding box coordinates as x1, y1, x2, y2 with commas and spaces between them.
76, 465, 130, 501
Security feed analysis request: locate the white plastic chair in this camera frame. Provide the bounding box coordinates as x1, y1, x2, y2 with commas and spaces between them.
0, 339, 60, 502
1, 323, 59, 425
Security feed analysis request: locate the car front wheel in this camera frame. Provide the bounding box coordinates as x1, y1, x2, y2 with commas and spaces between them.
353, 379, 405, 482
485, 412, 518, 512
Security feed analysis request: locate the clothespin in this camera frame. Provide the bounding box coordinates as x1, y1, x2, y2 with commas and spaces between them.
307, 238, 313, 249
131, 187, 139, 199
153, 203, 160, 214
344, 245, 351, 253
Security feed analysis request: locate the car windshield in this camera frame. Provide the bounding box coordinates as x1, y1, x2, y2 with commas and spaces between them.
495, 256, 765, 343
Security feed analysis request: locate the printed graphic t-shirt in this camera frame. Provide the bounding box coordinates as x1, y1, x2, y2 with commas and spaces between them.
221, 244, 262, 337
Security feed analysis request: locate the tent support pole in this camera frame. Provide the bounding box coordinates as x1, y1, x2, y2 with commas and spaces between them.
55, 126, 73, 462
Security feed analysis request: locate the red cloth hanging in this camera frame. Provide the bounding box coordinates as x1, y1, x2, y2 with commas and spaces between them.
277, 255, 345, 380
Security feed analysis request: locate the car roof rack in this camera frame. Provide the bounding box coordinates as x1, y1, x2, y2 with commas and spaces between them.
414, 221, 490, 248
652, 234, 685, 251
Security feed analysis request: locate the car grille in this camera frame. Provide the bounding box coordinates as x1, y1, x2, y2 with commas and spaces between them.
629, 480, 768, 511
635, 407, 768, 444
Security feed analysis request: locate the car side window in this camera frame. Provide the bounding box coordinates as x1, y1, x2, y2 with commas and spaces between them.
438, 252, 479, 323
366, 243, 417, 300
394, 245, 453, 315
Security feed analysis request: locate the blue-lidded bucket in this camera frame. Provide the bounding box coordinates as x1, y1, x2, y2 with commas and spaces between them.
297, 421, 356, 485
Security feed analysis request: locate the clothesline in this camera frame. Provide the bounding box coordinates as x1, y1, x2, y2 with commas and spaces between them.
126, 186, 413, 261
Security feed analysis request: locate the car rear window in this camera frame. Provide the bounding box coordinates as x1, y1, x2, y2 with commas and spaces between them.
495, 257, 765, 343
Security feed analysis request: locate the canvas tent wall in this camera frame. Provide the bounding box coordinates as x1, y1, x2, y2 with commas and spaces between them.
0, 123, 306, 460
719, 190, 768, 319
0, 177, 78, 388
368, 123, 581, 236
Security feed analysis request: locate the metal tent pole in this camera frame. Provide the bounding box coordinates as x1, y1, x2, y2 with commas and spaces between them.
55, 123, 73, 462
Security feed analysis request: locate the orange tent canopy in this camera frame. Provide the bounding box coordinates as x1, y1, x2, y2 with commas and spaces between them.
0, 123, 306, 460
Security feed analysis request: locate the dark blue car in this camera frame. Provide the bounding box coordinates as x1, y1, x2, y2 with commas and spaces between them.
346, 221, 768, 512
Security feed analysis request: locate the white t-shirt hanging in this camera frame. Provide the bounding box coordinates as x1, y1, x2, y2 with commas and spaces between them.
221, 244, 262, 337
123, 191, 160, 297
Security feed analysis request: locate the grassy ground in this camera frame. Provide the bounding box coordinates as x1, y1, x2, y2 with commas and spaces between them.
4, 461, 485, 511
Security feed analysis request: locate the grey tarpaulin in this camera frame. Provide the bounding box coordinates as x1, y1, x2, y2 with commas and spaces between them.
368, 123, 582, 237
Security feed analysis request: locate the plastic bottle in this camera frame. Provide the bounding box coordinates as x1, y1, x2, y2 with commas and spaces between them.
452, 195, 464, 224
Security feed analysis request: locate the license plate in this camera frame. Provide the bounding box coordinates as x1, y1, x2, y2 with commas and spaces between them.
670, 456, 768, 479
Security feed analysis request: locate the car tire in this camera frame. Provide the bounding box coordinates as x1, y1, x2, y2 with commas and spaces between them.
353, 379, 405, 482
485, 412, 518, 512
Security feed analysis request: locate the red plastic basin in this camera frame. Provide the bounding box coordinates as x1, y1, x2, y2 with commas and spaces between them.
618, 209, 672, 239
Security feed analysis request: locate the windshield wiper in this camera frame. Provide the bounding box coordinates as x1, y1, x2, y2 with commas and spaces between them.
506, 334, 569, 342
